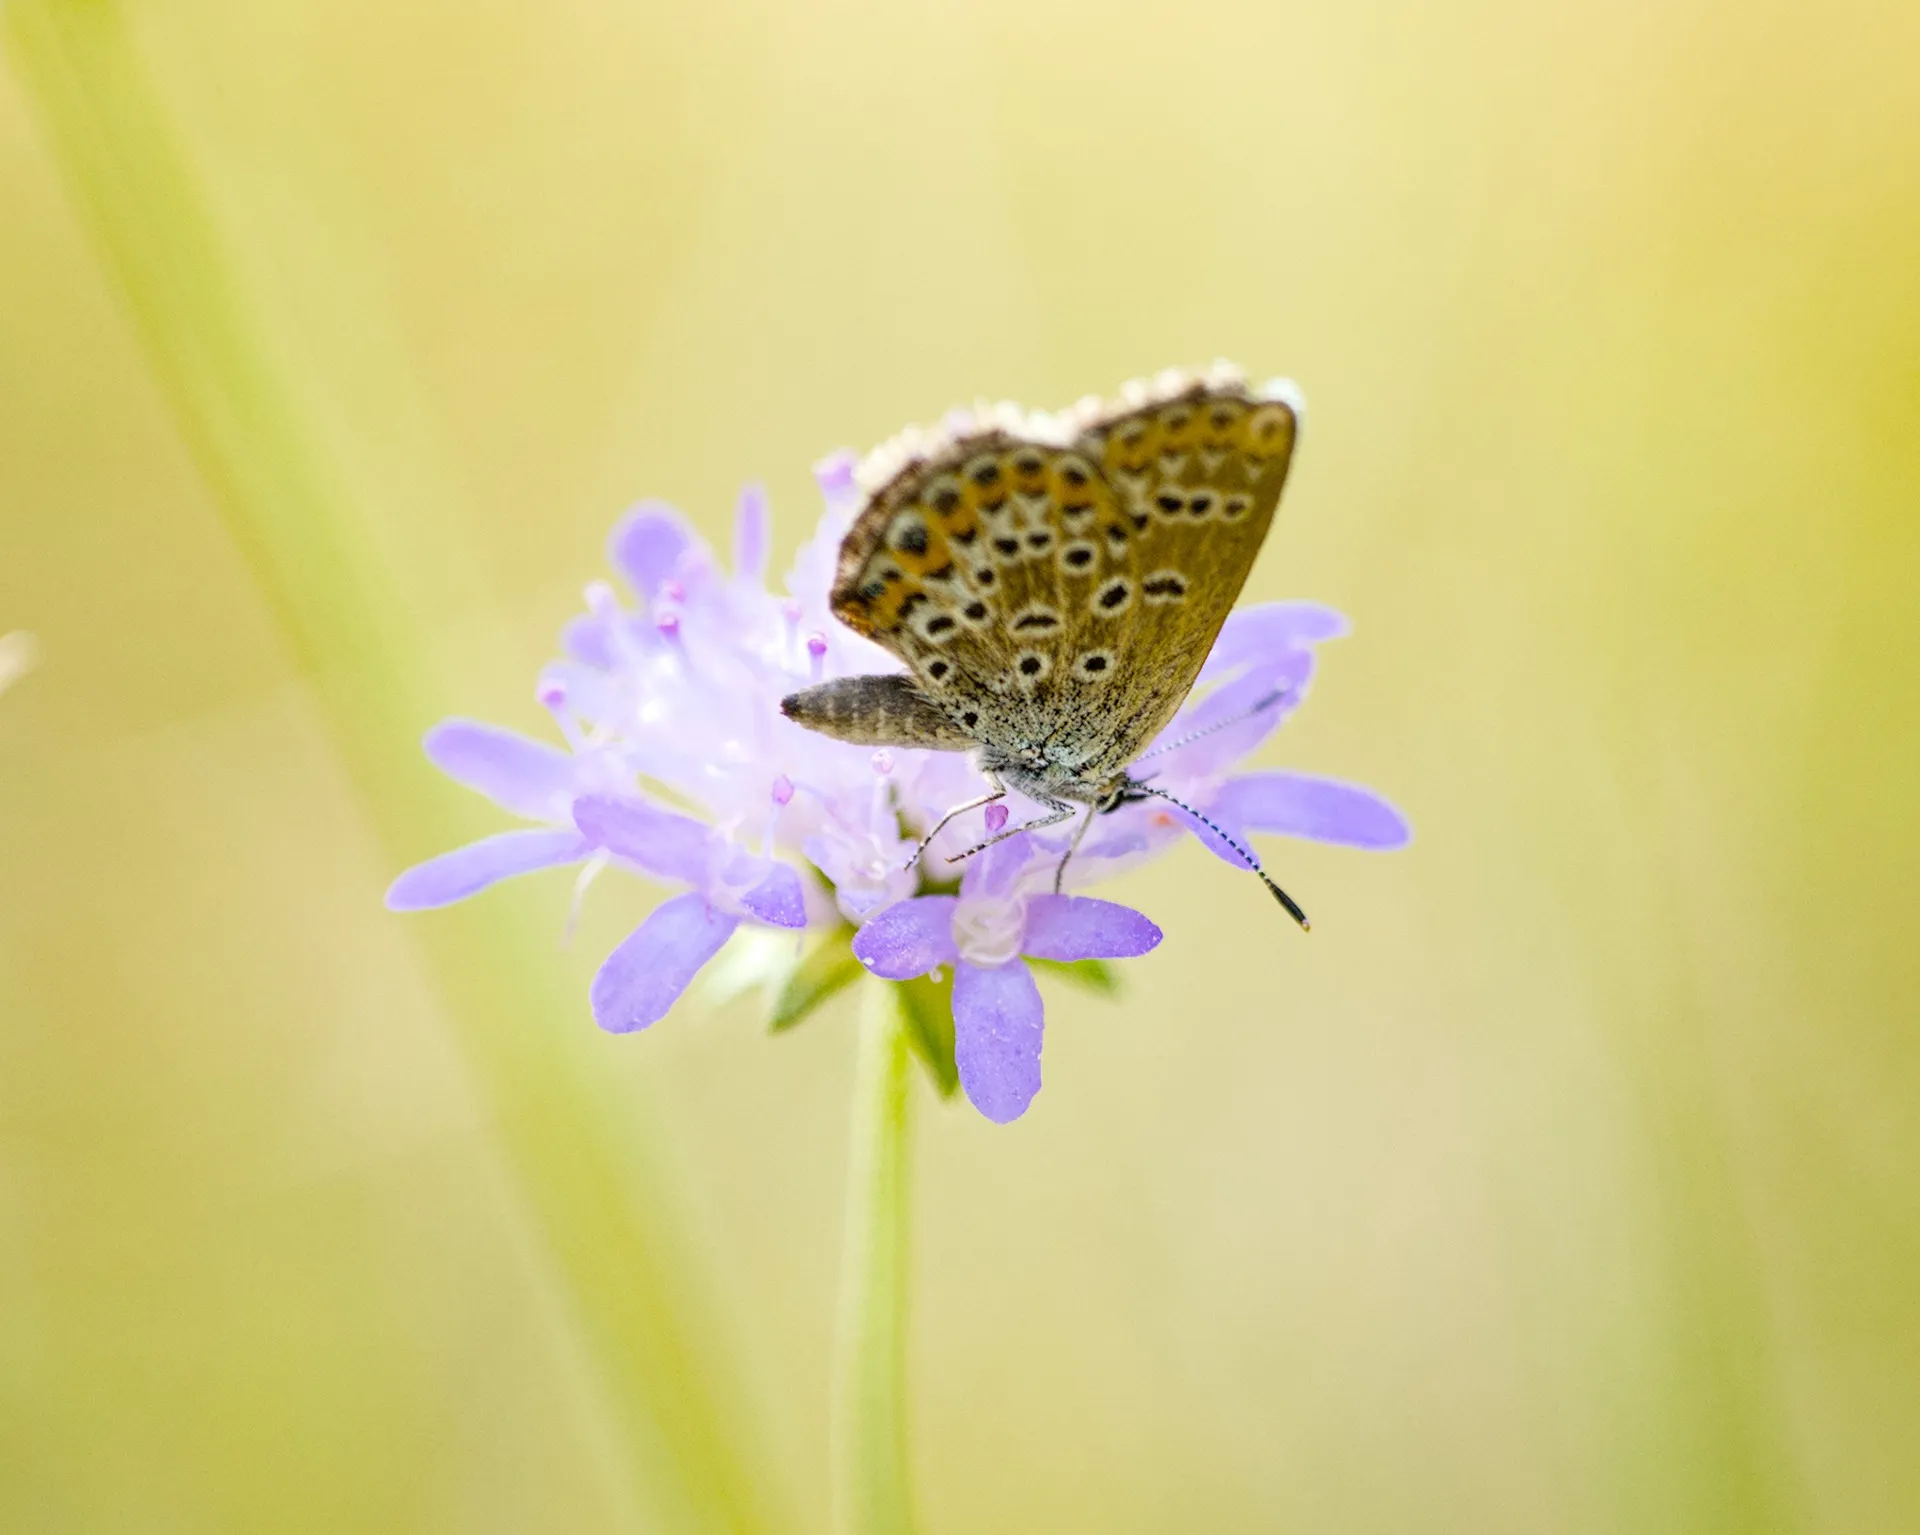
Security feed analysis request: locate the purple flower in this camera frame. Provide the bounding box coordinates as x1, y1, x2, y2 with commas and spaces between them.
387, 405, 1409, 1122
388, 467, 985, 1044
852, 835, 1162, 1122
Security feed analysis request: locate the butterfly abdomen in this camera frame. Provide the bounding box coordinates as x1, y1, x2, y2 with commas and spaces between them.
780, 673, 975, 751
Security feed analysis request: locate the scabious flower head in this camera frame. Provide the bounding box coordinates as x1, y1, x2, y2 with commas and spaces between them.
388, 451, 1408, 1122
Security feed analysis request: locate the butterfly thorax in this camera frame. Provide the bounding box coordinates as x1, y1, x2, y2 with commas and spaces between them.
977, 745, 1127, 812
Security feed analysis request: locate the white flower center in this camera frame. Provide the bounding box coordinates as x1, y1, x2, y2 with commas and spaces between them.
952, 894, 1027, 969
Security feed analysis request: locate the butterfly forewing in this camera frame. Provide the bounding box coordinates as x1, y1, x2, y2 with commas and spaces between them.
827, 370, 1298, 793
1071, 381, 1298, 774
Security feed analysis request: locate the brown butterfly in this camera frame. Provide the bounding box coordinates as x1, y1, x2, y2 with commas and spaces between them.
782, 363, 1311, 926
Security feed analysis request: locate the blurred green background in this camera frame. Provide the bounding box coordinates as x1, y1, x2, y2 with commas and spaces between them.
3, 0, 1917, 1530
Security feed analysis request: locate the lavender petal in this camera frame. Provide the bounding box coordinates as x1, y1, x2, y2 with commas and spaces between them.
739, 863, 808, 928
423, 720, 577, 822
1212, 772, 1413, 850
963, 830, 1034, 900
1160, 797, 1269, 872
560, 613, 616, 668
1198, 601, 1349, 683
1023, 895, 1164, 961
590, 891, 738, 1033
952, 960, 1045, 1124
851, 897, 960, 979
573, 794, 711, 884
384, 829, 590, 910
608, 501, 697, 599
1147, 648, 1316, 773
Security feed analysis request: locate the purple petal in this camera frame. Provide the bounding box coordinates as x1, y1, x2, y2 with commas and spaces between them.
733, 484, 770, 580
1211, 772, 1412, 850
852, 897, 960, 979
423, 720, 577, 822
385, 829, 590, 910
590, 892, 738, 1033
953, 960, 1045, 1123
608, 502, 697, 599
1160, 797, 1267, 872
1199, 601, 1349, 683
962, 830, 1033, 900
1023, 896, 1163, 961
573, 794, 711, 884
1147, 649, 1316, 773
739, 863, 807, 928
560, 613, 615, 668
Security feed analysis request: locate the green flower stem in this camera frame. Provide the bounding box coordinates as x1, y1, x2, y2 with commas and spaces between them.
4, 7, 769, 1531
832, 981, 919, 1535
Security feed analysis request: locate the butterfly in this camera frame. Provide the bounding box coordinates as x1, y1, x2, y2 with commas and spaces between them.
782, 363, 1312, 927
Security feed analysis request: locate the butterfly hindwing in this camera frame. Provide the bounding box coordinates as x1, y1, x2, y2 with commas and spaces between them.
1072, 379, 1299, 773
827, 368, 1299, 786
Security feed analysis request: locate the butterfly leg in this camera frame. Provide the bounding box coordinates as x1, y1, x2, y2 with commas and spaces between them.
1052, 804, 1099, 894
902, 774, 1006, 872
945, 796, 1076, 865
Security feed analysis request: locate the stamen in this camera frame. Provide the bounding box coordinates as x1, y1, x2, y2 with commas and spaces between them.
537, 676, 587, 751
562, 849, 610, 949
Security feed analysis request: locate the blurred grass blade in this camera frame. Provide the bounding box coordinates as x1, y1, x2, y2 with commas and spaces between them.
3, 7, 774, 1531
771, 925, 863, 1032
1027, 955, 1121, 997
895, 972, 958, 1099
832, 981, 918, 1535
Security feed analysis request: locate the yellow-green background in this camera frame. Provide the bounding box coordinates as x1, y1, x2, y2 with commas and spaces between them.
3, 0, 1916, 1530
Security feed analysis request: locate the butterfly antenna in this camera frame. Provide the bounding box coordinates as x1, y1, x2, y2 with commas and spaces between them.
1129, 781, 1310, 931
1134, 689, 1292, 762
